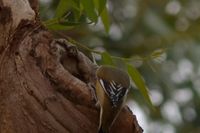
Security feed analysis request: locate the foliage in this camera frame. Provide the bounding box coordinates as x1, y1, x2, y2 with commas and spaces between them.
44, 0, 110, 32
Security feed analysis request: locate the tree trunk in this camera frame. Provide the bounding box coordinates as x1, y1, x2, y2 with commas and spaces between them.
0, 0, 143, 133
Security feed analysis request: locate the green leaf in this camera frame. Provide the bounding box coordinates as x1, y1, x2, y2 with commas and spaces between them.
98, 0, 106, 15
46, 23, 74, 30
55, 0, 69, 18
72, 8, 82, 21
43, 17, 84, 31
43, 18, 58, 26
55, 0, 79, 18
58, 20, 84, 26
93, 0, 109, 32
100, 7, 110, 33
93, 0, 106, 15
80, 0, 98, 22
127, 64, 154, 108
101, 52, 114, 66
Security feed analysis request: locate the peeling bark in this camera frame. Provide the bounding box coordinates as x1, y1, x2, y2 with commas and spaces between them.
0, 0, 143, 133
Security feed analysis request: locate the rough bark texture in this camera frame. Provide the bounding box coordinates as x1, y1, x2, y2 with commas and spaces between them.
0, 0, 143, 133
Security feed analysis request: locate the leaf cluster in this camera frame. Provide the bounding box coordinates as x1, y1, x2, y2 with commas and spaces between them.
44, 0, 110, 32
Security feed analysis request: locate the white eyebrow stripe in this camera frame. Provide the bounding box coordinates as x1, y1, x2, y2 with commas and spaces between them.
99, 79, 106, 90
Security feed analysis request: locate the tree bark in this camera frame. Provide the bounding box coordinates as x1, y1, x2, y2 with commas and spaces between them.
0, 0, 143, 133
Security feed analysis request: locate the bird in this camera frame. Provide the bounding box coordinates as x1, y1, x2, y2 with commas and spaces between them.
95, 65, 130, 133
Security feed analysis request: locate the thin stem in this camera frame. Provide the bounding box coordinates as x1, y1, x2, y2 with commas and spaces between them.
54, 31, 102, 54
53, 31, 155, 63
